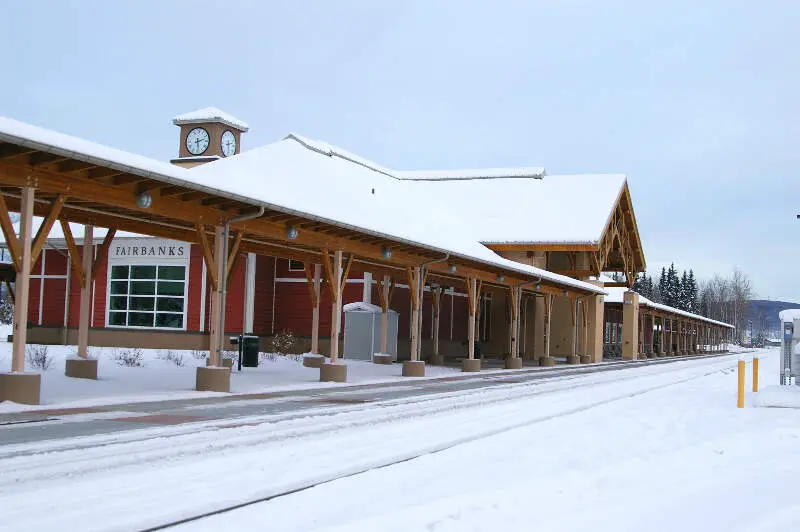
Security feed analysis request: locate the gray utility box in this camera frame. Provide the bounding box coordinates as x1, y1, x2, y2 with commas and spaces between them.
343, 302, 398, 361
778, 309, 800, 385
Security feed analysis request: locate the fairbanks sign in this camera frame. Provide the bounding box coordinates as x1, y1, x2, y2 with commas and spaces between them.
109, 239, 190, 262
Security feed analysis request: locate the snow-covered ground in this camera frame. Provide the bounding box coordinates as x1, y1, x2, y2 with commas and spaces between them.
0, 324, 461, 412
1, 348, 796, 531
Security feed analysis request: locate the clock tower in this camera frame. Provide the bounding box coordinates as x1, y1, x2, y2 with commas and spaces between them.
170, 107, 248, 168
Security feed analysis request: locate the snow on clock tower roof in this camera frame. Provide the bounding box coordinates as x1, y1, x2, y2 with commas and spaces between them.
172, 107, 249, 132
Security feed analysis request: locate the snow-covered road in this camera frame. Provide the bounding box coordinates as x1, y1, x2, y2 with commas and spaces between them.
1, 350, 794, 532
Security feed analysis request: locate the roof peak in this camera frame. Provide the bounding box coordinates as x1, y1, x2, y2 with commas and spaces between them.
173, 107, 249, 131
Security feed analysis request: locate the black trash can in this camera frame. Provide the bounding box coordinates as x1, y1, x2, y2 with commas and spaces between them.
242, 335, 260, 367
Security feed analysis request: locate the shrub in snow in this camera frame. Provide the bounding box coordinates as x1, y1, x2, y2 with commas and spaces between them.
268, 329, 296, 354
260, 351, 303, 363
0, 295, 13, 326
25, 345, 51, 371
191, 349, 207, 360
115, 348, 144, 367
159, 349, 186, 367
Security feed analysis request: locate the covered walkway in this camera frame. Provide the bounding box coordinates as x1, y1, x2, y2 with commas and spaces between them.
0, 117, 606, 404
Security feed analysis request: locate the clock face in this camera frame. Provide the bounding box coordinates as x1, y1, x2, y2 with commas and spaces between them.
186, 127, 210, 155
221, 130, 236, 157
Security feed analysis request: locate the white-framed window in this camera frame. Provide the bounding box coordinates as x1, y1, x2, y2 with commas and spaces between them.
108, 264, 187, 329
288, 260, 304, 271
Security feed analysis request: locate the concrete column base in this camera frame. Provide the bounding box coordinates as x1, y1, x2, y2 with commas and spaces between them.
221, 358, 234, 369
462, 358, 481, 372
645, 352, 655, 359
195, 366, 231, 392
539, 356, 556, 367
566, 355, 581, 364
0, 372, 41, 405
303, 355, 325, 368
579, 355, 592, 364
657, 351, 666, 357
505, 357, 523, 369
428, 354, 444, 365
373, 354, 393, 365
65, 358, 98, 380
402, 360, 425, 377
320, 362, 347, 382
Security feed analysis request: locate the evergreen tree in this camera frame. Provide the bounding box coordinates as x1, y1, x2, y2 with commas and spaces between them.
664, 263, 680, 308
657, 267, 667, 304
646, 276, 655, 300
687, 270, 698, 313
680, 270, 689, 311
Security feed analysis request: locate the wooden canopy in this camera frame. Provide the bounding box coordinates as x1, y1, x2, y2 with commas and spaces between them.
486, 183, 645, 286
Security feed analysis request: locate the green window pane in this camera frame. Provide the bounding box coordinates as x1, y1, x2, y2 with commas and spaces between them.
110, 281, 128, 295
111, 265, 129, 280
155, 313, 182, 328
130, 281, 155, 295
156, 297, 184, 312
131, 265, 156, 279
158, 266, 185, 281
109, 312, 126, 326
128, 312, 154, 327
109, 296, 128, 311
128, 297, 155, 311
157, 281, 185, 296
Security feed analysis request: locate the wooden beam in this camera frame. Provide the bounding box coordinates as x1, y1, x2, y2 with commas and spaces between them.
226, 230, 244, 280
320, 249, 337, 301
196, 221, 217, 291
28, 152, 68, 166
57, 160, 98, 173
87, 167, 124, 180
340, 253, 354, 300
92, 228, 116, 280
30, 194, 66, 267
60, 219, 85, 288
407, 266, 419, 308
0, 195, 21, 272
303, 263, 319, 308
0, 144, 36, 160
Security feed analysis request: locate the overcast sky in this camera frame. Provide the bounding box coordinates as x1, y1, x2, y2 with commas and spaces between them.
2, 0, 798, 301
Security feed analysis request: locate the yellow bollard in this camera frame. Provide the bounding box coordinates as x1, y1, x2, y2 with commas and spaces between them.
753, 357, 759, 393
737, 359, 745, 408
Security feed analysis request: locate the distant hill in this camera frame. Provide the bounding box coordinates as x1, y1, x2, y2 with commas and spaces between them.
747, 299, 800, 334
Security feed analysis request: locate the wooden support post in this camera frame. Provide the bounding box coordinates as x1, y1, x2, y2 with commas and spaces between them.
76, 225, 94, 358
509, 285, 520, 358
208, 225, 225, 366
304, 263, 322, 354
544, 293, 553, 359
467, 277, 478, 360
11, 187, 34, 373
377, 274, 392, 355
330, 250, 344, 363
432, 285, 442, 360
407, 266, 422, 362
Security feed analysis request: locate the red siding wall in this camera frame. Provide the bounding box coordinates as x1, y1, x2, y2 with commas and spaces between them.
92, 245, 108, 327
224, 253, 247, 332
253, 255, 274, 335
186, 244, 204, 331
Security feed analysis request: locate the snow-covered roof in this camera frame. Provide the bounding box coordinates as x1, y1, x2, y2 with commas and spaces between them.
188, 137, 605, 294
604, 286, 734, 328
0, 117, 605, 295
343, 302, 385, 313
779, 309, 800, 323
397, 167, 546, 181
172, 107, 249, 132
407, 174, 626, 244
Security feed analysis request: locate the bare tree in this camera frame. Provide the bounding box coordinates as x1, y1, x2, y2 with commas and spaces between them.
697, 268, 753, 344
